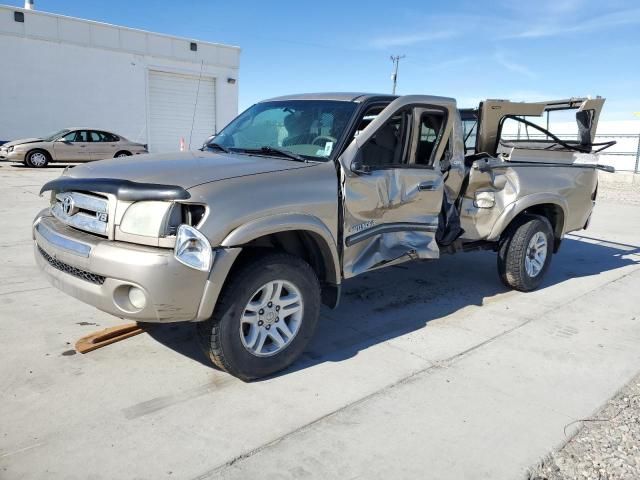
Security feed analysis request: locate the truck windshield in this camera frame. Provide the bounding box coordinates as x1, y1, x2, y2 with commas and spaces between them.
208, 100, 357, 161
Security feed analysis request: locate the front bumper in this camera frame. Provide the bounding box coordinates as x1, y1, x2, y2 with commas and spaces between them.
33, 212, 240, 323
0, 149, 26, 161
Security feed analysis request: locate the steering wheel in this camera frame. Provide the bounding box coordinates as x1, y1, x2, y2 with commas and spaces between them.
312, 135, 337, 146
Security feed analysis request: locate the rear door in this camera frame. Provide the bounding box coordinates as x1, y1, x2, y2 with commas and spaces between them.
338, 96, 455, 278
89, 131, 117, 160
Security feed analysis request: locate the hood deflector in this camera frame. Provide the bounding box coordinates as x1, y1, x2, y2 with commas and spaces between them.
39, 177, 191, 201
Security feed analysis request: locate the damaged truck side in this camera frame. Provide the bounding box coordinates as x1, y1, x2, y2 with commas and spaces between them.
33, 93, 614, 380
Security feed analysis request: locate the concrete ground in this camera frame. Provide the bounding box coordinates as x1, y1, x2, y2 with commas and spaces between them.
1, 162, 639, 480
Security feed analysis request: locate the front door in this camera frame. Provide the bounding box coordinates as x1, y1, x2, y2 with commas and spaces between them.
53, 130, 91, 161
339, 97, 454, 278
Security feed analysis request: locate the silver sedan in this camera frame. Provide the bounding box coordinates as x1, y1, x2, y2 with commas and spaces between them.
0, 128, 148, 167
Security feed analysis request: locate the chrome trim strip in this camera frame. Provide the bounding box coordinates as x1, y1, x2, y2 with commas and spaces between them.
345, 222, 438, 247
35, 221, 92, 257
51, 203, 108, 235
55, 192, 108, 213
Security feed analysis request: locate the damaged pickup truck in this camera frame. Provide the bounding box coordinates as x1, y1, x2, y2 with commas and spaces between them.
33, 93, 614, 380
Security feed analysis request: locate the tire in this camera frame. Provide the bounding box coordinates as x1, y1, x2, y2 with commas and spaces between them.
114, 151, 131, 158
26, 149, 50, 168
197, 253, 321, 381
497, 215, 554, 292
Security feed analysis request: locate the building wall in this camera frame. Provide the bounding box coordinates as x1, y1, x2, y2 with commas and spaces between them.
0, 5, 240, 149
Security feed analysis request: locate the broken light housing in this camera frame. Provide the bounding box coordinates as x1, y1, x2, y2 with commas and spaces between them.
174, 224, 213, 271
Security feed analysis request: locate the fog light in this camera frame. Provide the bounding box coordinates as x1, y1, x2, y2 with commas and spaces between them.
128, 287, 146, 310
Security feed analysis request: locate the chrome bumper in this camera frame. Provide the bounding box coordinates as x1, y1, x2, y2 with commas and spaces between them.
33, 212, 240, 323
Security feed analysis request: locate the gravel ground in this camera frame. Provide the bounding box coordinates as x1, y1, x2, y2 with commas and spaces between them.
597, 179, 640, 205
527, 372, 640, 480
527, 178, 640, 480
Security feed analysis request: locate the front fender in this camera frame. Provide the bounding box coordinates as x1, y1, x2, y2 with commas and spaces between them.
487, 193, 568, 241
221, 213, 341, 285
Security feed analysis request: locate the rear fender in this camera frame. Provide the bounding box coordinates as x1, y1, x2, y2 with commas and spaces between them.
487, 193, 568, 241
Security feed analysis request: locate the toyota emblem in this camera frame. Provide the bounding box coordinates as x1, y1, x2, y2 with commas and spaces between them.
62, 195, 76, 216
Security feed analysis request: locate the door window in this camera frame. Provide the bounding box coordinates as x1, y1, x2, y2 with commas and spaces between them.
89, 131, 103, 142
74, 131, 90, 142
360, 110, 411, 168
62, 131, 79, 142
100, 132, 119, 142
415, 112, 445, 166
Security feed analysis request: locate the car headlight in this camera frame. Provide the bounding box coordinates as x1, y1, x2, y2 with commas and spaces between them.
120, 201, 172, 237
174, 224, 212, 271
8, 146, 14, 152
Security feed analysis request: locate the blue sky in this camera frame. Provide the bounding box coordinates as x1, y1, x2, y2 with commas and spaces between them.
10, 0, 640, 120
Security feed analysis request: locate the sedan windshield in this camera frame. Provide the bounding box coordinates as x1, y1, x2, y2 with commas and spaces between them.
42, 129, 71, 142
208, 100, 357, 161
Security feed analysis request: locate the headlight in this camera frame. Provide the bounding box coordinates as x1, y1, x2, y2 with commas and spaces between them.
174, 224, 212, 271
8, 146, 14, 152
120, 201, 172, 237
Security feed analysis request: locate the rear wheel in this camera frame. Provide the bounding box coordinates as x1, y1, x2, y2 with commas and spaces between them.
497, 216, 554, 292
26, 150, 49, 168
197, 253, 321, 381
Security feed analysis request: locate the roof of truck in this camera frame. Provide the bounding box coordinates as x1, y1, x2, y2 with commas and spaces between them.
261, 92, 398, 103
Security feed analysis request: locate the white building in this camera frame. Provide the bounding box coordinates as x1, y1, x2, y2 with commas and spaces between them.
0, 4, 240, 152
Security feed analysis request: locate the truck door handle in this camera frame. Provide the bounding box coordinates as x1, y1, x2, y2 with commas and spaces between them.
418, 182, 438, 191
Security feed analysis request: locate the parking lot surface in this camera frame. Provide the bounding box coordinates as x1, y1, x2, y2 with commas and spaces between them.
1, 163, 639, 479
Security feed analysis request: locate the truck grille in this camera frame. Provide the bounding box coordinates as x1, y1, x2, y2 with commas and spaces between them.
38, 246, 106, 285
50, 191, 109, 236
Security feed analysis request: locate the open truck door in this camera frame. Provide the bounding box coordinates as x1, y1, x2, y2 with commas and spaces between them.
338, 95, 460, 278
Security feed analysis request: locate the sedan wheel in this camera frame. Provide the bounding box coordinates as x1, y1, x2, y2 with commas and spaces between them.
27, 151, 49, 168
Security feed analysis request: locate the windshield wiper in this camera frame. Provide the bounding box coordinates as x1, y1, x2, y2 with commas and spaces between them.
205, 142, 230, 153
258, 146, 307, 162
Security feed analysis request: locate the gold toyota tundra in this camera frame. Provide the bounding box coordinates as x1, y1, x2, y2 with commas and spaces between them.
33, 93, 614, 380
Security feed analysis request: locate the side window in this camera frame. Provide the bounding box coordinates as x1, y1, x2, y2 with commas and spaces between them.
62, 131, 78, 142
89, 131, 103, 142
74, 131, 90, 142
415, 112, 444, 165
102, 132, 119, 142
360, 110, 410, 168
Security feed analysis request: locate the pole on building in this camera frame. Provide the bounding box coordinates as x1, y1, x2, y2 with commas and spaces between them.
634, 133, 640, 174
24, 0, 34, 10
390, 55, 405, 95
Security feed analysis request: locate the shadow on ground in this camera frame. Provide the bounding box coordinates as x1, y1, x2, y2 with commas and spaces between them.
147, 236, 640, 376
10, 163, 74, 169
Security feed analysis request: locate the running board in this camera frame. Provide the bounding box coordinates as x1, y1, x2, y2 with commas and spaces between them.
75, 323, 146, 354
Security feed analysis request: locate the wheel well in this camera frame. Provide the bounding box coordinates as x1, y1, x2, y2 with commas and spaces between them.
511, 203, 565, 252
228, 230, 340, 308
114, 150, 131, 157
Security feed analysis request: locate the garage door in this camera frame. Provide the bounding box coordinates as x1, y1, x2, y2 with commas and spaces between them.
148, 70, 216, 153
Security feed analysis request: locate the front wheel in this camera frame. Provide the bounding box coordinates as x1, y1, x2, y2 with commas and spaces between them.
26, 150, 49, 168
197, 253, 321, 381
497, 215, 554, 292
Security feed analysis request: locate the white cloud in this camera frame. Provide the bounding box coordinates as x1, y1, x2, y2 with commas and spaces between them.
369, 30, 457, 49
494, 52, 536, 78
508, 7, 640, 38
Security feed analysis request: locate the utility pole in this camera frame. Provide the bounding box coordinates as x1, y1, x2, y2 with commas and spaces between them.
390, 55, 405, 95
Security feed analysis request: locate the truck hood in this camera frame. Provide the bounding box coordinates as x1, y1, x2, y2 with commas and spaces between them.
3, 137, 43, 148
67, 151, 317, 189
